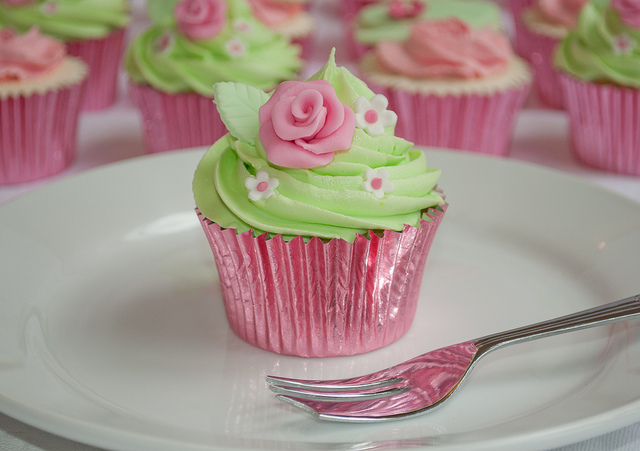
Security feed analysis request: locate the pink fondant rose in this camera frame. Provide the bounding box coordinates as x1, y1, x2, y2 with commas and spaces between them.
612, 0, 640, 28
258, 80, 356, 169
0, 26, 65, 81
174, 0, 227, 41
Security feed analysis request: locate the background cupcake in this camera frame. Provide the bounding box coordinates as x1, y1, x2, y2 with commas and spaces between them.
555, 0, 640, 175
520, 0, 587, 108
359, 18, 532, 156
247, 0, 315, 58
126, 0, 302, 154
0, 0, 129, 111
0, 26, 87, 185
349, 0, 503, 59
193, 51, 446, 357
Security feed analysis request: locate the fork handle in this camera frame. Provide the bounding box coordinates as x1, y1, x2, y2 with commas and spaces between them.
474, 294, 640, 353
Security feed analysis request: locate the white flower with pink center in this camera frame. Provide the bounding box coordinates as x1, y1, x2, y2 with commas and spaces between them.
354, 94, 397, 136
156, 32, 174, 53
234, 19, 252, 33
612, 32, 636, 55
362, 168, 394, 199
245, 170, 279, 201
226, 37, 247, 57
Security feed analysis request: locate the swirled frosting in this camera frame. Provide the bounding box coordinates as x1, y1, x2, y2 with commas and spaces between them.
0, 26, 64, 80
555, 0, 640, 87
354, 0, 503, 46
193, 50, 444, 242
0, 0, 129, 41
536, 0, 587, 27
125, 0, 302, 95
247, 0, 304, 26
375, 19, 511, 79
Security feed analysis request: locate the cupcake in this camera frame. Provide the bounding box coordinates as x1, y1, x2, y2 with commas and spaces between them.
555, 0, 640, 176
359, 18, 532, 156
349, 0, 504, 60
193, 50, 447, 357
521, 0, 587, 108
126, 0, 302, 154
247, 0, 315, 58
0, 0, 129, 111
0, 26, 87, 185
507, 0, 537, 58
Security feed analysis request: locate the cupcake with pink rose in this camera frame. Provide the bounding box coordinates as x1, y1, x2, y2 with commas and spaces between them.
349, 0, 503, 60
0, 0, 129, 111
125, 0, 302, 154
554, 0, 640, 175
519, 0, 587, 108
193, 50, 447, 357
0, 26, 87, 185
246, 0, 316, 58
359, 18, 531, 156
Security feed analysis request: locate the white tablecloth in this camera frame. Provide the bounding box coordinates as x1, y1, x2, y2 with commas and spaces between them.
1, 1, 639, 449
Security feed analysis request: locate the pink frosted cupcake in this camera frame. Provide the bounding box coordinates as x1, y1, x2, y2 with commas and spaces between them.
359, 18, 531, 156
0, 0, 130, 111
520, 0, 587, 108
555, 0, 640, 175
193, 51, 447, 357
0, 26, 87, 185
125, 0, 302, 154
247, 0, 315, 58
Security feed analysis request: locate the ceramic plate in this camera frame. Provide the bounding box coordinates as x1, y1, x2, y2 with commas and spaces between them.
1, 149, 639, 451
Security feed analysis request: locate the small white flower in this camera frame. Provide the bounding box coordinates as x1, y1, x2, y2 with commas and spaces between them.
362, 168, 394, 199
354, 94, 398, 136
234, 20, 252, 33
226, 38, 247, 57
40, 1, 58, 16
245, 170, 279, 201
612, 33, 636, 55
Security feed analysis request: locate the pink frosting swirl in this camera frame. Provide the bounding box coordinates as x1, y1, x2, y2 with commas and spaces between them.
612, 0, 640, 28
258, 80, 356, 169
536, 0, 587, 28
0, 26, 65, 81
174, 0, 227, 41
247, 0, 303, 26
376, 18, 511, 79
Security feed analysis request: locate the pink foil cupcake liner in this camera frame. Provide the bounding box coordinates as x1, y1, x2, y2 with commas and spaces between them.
507, 0, 536, 59
366, 81, 530, 156
128, 82, 227, 154
522, 33, 563, 109
0, 85, 86, 185
66, 28, 126, 111
197, 204, 447, 357
561, 74, 640, 176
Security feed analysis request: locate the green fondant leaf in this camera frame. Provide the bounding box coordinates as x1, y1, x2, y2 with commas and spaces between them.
213, 82, 269, 145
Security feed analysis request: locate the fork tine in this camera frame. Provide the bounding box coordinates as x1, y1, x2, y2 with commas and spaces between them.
269, 384, 411, 402
265, 375, 403, 392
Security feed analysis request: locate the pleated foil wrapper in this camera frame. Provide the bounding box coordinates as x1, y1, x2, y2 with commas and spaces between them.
507, 0, 537, 59
0, 82, 86, 185
128, 82, 227, 154
561, 74, 640, 176
366, 81, 530, 156
197, 204, 447, 357
518, 31, 563, 109
67, 28, 126, 111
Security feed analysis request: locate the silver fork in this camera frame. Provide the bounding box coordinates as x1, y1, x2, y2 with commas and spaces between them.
266, 293, 640, 423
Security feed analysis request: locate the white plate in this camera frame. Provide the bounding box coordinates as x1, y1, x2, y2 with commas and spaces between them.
1, 148, 639, 451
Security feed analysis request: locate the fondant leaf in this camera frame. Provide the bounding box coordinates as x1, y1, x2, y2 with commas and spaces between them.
213, 82, 269, 145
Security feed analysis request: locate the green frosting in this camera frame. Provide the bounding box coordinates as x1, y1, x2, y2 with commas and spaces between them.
355, 0, 503, 45
0, 0, 129, 41
193, 50, 445, 242
125, 1, 302, 96
554, 0, 640, 87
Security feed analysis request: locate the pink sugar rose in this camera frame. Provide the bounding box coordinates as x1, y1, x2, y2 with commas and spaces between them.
174, 0, 227, 41
612, 0, 640, 28
258, 80, 356, 169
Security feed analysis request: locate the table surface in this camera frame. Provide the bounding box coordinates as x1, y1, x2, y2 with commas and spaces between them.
1, 1, 639, 450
